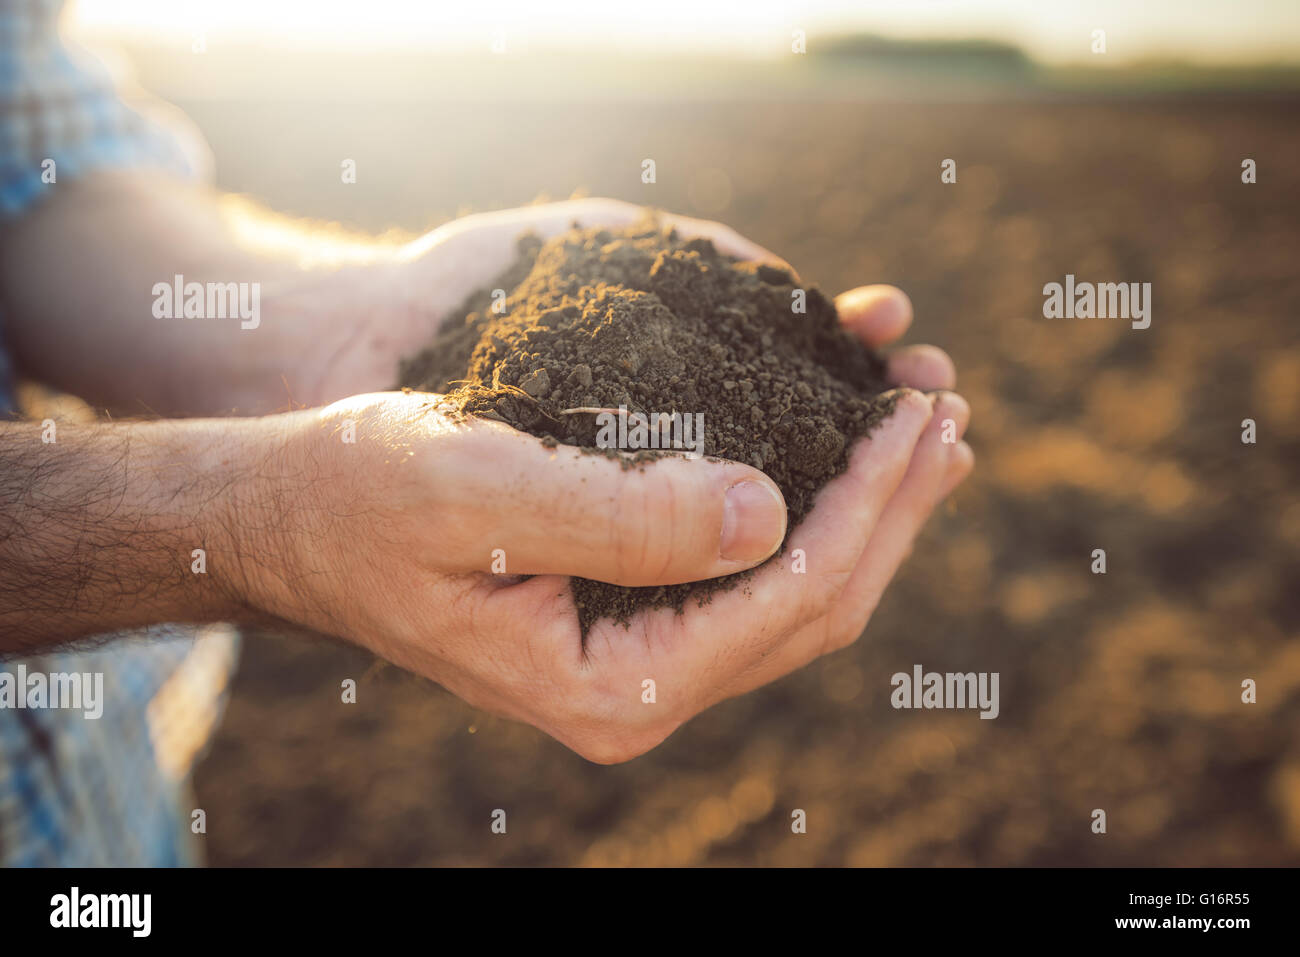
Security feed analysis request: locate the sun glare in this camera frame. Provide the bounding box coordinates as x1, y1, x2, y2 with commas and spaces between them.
68, 0, 1300, 64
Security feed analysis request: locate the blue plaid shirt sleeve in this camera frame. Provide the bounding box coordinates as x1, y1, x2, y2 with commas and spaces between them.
0, 0, 212, 416
0, 0, 211, 217
0, 1, 235, 867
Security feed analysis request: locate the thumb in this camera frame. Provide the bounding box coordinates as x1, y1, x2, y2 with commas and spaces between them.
433, 417, 788, 586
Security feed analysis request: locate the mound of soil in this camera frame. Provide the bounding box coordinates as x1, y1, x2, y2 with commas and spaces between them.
398, 215, 896, 634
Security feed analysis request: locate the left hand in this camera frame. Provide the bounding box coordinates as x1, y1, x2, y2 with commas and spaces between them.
293, 198, 957, 408
285, 199, 973, 761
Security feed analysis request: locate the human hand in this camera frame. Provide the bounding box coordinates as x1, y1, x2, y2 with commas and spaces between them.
248, 200, 972, 761
234, 267, 970, 762
294, 198, 813, 407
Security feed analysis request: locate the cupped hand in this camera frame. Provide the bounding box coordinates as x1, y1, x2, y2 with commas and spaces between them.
265, 200, 972, 762
484, 282, 972, 762
304, 199, 926, 404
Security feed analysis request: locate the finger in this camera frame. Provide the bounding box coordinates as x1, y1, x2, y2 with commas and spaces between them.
581, 389, 934, 692
887, 344, 957, 391
408, 199, 645, 294
800, 394, 972, 661
699, 389, 935, 635
714, 392, 971, 699
428, 198, 645, 246
428, 415, 788, 587
419, 198, 792, 277
835, 285, 913, 347
817, 392, 970, 649
938, 439, 975, 500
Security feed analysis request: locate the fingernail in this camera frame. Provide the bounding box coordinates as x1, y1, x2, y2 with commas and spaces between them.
839, 286, 909, 321
721, 481, 787, 562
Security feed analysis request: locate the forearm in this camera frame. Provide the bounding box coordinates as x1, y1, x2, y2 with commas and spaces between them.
0, 171, 408, 417
0, 415, 258, 653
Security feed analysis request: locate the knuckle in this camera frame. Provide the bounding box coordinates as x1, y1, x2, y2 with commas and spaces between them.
799, 561, 855, 623
819, 593, 881, 658
824, 619, 866, 657
609, 473, 680, 585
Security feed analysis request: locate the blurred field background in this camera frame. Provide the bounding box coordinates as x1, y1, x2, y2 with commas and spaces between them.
70, 2, 1300, 865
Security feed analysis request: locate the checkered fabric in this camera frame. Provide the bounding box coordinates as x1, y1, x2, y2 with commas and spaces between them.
0, 0, 236, 866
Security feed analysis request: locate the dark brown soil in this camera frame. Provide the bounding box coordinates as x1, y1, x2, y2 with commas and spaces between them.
397, 217, 895, 632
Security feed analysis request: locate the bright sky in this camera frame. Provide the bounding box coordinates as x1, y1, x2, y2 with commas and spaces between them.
69, 0, 1300, 64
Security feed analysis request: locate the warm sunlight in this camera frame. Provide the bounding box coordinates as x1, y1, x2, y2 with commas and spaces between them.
69, 0, 1300, 64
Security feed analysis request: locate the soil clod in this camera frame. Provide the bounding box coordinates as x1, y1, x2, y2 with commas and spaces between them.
399, 214, 898, 635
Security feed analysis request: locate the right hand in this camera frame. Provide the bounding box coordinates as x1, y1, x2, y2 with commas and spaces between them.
231, 293, 971, 766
